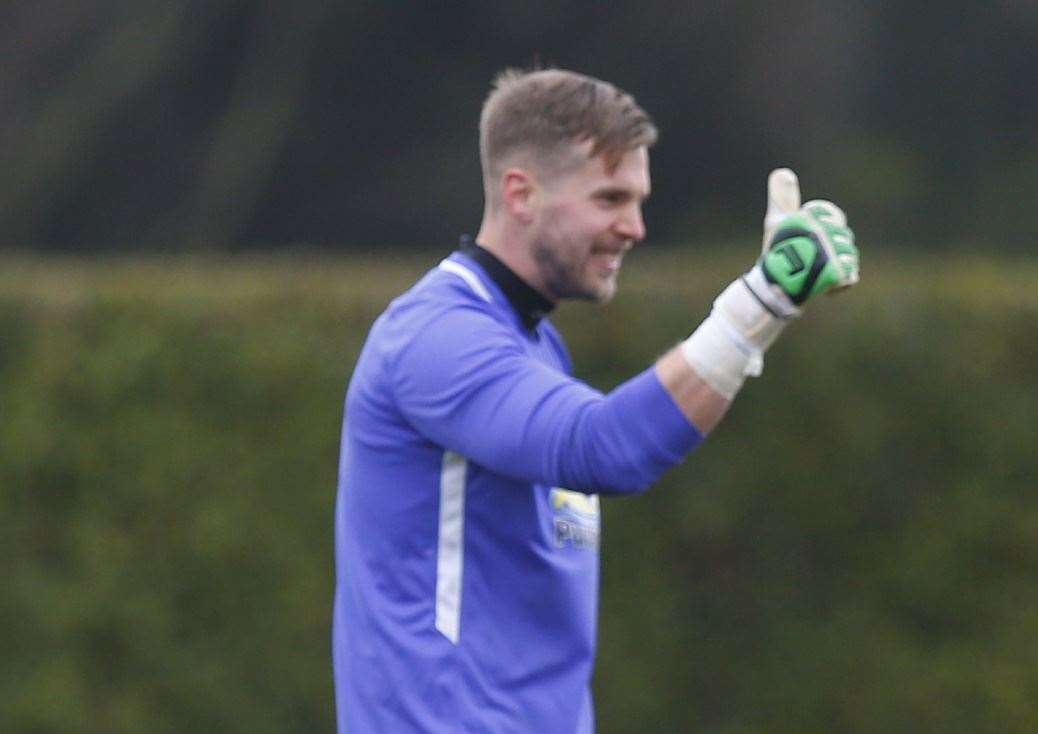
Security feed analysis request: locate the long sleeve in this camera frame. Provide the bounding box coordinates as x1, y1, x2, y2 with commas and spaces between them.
390, 299, 702, 494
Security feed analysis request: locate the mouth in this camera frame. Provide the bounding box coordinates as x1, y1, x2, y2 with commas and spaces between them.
590, 246, 628, 276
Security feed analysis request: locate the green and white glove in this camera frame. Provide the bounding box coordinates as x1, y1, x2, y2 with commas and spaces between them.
757, 167, 859, 308
681, 168, 860, 399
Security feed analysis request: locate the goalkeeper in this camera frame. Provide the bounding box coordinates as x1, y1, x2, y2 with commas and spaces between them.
333, 67, 859, 733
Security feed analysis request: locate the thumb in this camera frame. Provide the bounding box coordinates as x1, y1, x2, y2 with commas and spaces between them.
762, 168, 801, 247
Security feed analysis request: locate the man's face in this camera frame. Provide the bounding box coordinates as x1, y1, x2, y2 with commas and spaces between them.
528, 145, 650, 303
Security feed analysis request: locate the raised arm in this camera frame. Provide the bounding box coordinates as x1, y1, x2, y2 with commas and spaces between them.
659, 168, 860, 430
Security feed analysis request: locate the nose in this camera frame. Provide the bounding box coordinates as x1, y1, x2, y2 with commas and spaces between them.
615, 205, 646, 243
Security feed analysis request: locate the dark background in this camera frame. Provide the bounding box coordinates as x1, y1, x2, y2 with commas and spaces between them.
4, 1, 1037, 253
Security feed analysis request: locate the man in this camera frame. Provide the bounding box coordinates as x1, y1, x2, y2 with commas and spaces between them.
333, 68, 858, 732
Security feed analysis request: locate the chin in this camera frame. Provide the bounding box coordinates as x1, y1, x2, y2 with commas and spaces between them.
587, 277, 618, 304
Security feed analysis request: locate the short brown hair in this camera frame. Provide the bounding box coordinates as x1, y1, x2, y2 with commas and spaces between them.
479, 68, 657, 197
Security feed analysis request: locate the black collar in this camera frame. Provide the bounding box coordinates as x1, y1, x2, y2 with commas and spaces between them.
459, 235, 554, 331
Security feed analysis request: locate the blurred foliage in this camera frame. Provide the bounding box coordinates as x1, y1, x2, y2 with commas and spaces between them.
2, 251, 1038, 732
2, 1, 1038, 250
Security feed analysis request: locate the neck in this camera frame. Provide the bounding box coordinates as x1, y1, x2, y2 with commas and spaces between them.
476, 214, 555, 304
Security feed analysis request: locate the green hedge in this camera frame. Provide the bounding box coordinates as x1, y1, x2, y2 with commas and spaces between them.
2, 253, 1037, 733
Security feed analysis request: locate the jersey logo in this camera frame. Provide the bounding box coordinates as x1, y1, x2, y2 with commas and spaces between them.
550, 488, 600, 550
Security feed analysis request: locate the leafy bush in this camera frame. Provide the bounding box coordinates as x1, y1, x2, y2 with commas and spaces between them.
2, 253, 1037, 732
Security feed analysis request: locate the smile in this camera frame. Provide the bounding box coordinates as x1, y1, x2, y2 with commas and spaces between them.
591, 250, 624, 275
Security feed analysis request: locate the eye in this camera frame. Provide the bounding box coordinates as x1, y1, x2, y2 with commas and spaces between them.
596, 190, 628, 206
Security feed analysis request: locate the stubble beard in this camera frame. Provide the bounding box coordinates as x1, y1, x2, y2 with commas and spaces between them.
531, 234, 618, 304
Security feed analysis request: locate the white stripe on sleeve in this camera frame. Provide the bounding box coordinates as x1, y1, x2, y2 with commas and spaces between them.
435, 450, 467, 643
438, 260, 493, 303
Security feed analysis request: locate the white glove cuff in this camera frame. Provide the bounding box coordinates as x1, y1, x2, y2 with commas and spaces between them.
718, 266, 799, 350
679, 270, 795, 400
680, 311, 759, 400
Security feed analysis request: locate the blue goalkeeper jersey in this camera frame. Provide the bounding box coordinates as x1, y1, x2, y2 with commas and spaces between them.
334, 241, 703, 733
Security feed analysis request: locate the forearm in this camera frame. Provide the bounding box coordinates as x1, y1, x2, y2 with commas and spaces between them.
658, 168, 860, 438
550, 366, 703, 494
665, 265, 794, 424
654, 347, 731, 435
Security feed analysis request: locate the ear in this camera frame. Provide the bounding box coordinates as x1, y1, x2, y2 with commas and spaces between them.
501, 167, 537, 224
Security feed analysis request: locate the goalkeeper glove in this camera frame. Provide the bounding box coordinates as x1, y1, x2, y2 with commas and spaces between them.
681, 168, 860, 398
756, 167, 859, 309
